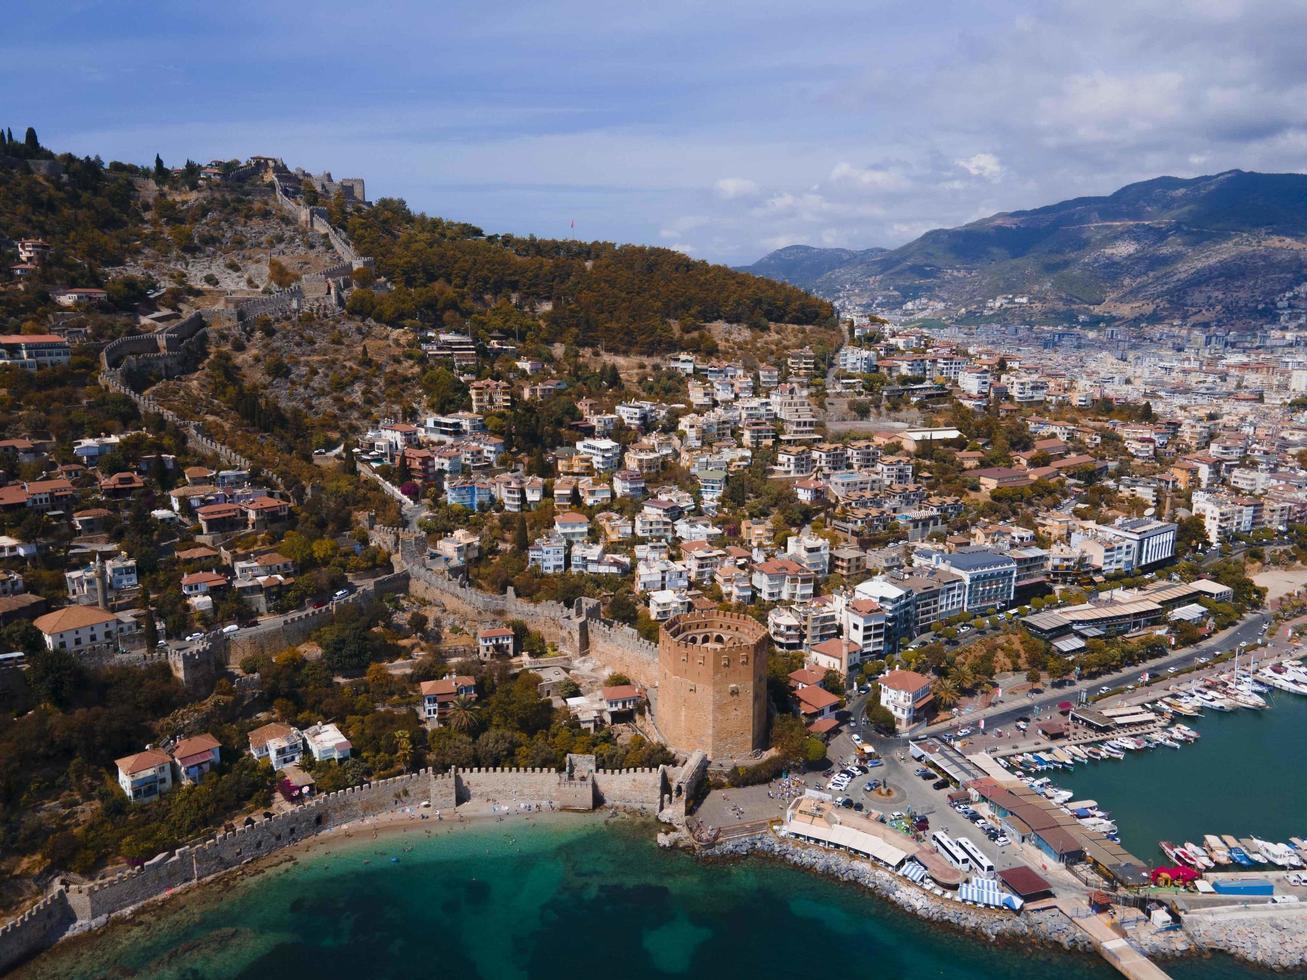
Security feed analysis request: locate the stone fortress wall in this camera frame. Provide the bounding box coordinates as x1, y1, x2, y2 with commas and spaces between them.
0, 757, 678, 974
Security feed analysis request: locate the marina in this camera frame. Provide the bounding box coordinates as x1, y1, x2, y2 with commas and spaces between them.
999, 656, 1307, 868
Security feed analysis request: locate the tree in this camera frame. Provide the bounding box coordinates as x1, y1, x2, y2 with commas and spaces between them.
1025, 667, 1042, 686
933, 677, 960, 711
27, 648, 83, 708
154, 153, 166, 179
445, 694, 480, 734
513, 513, 529, 552
24, 126, 39, 151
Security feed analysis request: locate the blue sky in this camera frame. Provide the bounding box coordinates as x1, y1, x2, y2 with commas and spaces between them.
6, 1, 1307, 263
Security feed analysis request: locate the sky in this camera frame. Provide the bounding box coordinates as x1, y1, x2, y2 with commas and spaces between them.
5, 1, 1307, 264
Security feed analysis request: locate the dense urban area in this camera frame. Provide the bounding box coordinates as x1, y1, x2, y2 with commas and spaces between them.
4, 130, 1307, 977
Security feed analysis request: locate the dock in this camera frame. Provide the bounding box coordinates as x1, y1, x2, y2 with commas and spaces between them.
1056, 897, 1173, 980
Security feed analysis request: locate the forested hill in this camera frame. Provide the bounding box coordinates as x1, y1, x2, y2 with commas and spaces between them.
342, 199, 834, 354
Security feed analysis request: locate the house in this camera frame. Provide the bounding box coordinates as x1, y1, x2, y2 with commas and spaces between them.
601, 685, 643, 718
647, 589, 690, 620
196, 502, 244, 535
181, 570, 228, 596
554, 511, 590, 543
115, 748, 174, 803
477, 626, 515, 659
808, 638, 859, 678
33, 604, 129, 652
752, 558, 815, 603
51, 287, 109, 308
793, 682, 841, 727
528, 533, 568, 574
242, 496, 290, 529
248, 722, 304, 770
877, 669, 934, 730
171, 733, 221, 784
421, 674, 477, 723
303, 722, 352, 762
0, 334, 71, 370
98, 471, 145, 497
469, 379, 513, 413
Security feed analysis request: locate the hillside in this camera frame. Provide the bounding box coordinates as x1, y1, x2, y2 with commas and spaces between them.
341, 199, 834, 354
735, 244, 885, 290
748, 170, 1307, 328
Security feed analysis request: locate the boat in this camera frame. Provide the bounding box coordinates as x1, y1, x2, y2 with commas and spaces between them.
1238, 838, 1268, 864
1084, 746, 1105, 760
1184, 842, 1214, 869
1290, 837, 1307, 852
1081, 817, 1118, 835
1203, 835, 1231, 865
1253, 838, 1303, 868
1228, 846, 1254, 866
1172, 844, 1201, 868
1100, 744, 1125, 760
1173, 725, 1199, 741
1160, 841, 1181, 863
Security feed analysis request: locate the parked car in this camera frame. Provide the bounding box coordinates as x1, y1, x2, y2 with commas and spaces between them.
850, 733, 863, 745
221, 624, 240, 635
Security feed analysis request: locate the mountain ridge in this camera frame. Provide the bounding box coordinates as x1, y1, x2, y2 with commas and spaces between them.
741, 169, 1307, 328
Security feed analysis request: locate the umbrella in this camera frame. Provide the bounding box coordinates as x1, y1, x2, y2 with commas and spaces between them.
1058, 701, 1073, 711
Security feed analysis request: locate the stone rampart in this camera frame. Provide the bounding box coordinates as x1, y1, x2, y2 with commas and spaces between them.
1, 758, 672, 968
0, 892, 75, 975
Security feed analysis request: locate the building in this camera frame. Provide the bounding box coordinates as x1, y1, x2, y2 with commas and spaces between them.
421, 674, 477, 723
913, 548, 1015, 612
248, 722, 304, 770
656, 612, 770, 760
877, 669, 934, 730
304, 722, 352, 762
477, 626, 515, 659
171, 733, 221, 784
0, 334, 71, 370
529, 533, 567, 574
115, 748, 174, 803
33, 604, 129, 652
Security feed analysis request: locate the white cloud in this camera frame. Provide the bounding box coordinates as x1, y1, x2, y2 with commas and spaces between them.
714, 176, 761, 199
956, 152, 1004, 181
668, 242, 696, 254
829, 161, 909, 190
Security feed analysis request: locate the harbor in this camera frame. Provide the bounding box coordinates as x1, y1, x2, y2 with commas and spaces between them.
981, 654, 1307, 877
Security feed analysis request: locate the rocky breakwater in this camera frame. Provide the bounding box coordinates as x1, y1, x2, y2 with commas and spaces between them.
1180, 903, 1307, 970
706, 834, 1094, 953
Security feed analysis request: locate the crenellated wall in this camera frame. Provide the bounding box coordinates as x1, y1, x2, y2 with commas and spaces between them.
0, 758, 673, 971
0, 892, 75, 975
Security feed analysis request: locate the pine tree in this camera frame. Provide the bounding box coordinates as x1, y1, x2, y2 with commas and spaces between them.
23, 127, 38, 151
513, 513, 529, 551
154, 153, 166, 179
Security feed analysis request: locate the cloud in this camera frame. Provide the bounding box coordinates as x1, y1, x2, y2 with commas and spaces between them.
956, 152, 1004, 181
829, 161, 909, 190
714, 176, 760, 199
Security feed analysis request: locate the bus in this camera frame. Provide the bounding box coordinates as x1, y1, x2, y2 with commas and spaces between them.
954, 836, 996, 878
931, 830, 971, 871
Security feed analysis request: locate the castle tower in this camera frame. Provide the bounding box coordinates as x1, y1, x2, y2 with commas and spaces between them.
656, 612, 769, 761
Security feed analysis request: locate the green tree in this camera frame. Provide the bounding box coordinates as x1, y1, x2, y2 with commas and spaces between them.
445, 694, 480, 734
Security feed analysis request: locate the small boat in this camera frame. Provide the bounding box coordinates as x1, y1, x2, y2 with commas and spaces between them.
1084, 746, 1105, 760
1174, 725, 1199, 741
1238, 838, 1267, 864
1101, 744, 1125, 760
1184, 842, 1214, 869
1172, 844, 1201, 868
1203, 835, 1231, 865
1228, 846, 1254, 867
1160, 840, 1181, 863
1290, 837, 1307, 852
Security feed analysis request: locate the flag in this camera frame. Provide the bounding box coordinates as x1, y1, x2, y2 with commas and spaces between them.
570, 218, 575, 230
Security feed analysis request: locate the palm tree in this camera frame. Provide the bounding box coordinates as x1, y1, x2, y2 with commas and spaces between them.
445, 695, 480, 734
933, 677, 960, 711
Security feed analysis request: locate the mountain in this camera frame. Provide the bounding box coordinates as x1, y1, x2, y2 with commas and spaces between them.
749, 170, 1307, 328
735, 244, 885, 290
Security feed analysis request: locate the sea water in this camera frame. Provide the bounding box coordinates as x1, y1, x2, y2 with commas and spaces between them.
14, 814, 1297, 979
1059, 688, 1307, 864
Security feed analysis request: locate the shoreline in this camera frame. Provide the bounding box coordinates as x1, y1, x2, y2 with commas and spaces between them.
16, 803, 1307, 976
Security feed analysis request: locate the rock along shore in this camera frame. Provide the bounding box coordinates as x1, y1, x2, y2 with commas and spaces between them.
704, 834, 1095, 953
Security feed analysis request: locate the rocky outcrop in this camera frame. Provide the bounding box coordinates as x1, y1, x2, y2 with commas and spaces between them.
1181, 904, 1307, 970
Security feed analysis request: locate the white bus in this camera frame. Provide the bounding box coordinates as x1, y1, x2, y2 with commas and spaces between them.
955, 836, 996, 878
931, 830, 971, 871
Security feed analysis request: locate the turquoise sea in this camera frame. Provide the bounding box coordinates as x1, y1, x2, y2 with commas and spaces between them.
13, 813, 1298, 979
1059, 688, 1307, 864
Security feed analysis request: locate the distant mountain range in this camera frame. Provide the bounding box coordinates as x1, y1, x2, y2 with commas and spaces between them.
739, 170, 1307, 328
